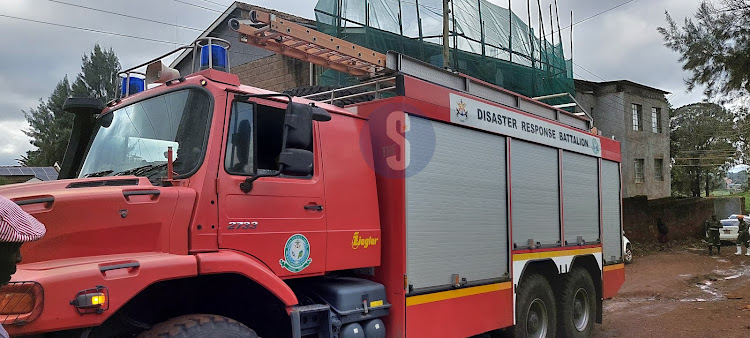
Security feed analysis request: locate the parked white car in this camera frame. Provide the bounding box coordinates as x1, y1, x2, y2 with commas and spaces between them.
716, 214, 749, 241
623, 235, 633, 264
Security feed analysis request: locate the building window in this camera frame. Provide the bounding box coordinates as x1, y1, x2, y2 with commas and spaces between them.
655, 158, 664, 181
632, 104, 642, 131
652, 107, 662, 133
634, 159, 645, 183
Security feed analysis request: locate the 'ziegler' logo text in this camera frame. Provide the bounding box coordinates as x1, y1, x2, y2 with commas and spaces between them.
352, 232, 379, 249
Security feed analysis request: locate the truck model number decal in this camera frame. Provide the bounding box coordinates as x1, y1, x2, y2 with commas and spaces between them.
227, 221, 258, 230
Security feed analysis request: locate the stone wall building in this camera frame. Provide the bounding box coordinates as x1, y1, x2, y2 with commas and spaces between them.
575, 79, 671, 199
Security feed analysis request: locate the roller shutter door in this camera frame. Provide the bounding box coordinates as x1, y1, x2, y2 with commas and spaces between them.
511, 140, 560, 249
563, 151, 600, 245
406, 117, 508, 291
602, 160, 622, 263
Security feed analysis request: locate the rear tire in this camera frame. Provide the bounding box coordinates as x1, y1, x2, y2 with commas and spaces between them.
558, 268, 596, 338
514, 274, 556, 338
138, 314, 258, 338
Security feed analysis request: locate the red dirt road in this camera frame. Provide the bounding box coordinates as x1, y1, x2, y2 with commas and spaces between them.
594, 245, 750, 337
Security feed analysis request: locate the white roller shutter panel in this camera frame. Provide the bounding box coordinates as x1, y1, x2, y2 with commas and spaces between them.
511, 140, 560, 249
563, 151, 600, 245
602, 160, 622, 263
406, 117, 508, 291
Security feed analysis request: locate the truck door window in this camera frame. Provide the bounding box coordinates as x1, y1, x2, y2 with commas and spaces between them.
225, 101, 254, 175
225, 102, 314, 177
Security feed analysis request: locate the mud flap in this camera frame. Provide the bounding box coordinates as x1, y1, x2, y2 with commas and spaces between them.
596, 296, 603, 324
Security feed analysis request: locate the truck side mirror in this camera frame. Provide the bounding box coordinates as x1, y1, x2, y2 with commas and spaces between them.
283, 102, 314, 149
279, 149, 313, 176
279, 102, 320, 176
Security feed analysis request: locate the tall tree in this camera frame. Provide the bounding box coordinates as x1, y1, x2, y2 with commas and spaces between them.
671, 102, 737, 196
21, 44, 120, 166
71, 44, 121, 100
658, 0, 750, 101
20, 77, 72, 166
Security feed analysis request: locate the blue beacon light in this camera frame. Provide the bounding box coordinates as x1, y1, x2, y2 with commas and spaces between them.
120, 76, 145, 97
200, 44, 228, 72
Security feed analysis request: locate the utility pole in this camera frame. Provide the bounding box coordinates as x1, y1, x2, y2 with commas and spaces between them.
443, 0, 450, 69
570, 11, 573, 61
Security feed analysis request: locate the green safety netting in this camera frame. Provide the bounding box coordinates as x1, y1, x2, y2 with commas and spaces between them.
313, 0, 574, 105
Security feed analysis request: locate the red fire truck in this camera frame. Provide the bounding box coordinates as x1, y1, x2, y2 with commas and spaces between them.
0, 10, 623, 338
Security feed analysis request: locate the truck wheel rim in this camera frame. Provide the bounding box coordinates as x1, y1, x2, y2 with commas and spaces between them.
625, 248, 632, 261
526, 298, 548, 338
573, 288, 590, 331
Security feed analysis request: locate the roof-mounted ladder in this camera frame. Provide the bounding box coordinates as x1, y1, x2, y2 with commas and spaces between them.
229, 11, 387, 77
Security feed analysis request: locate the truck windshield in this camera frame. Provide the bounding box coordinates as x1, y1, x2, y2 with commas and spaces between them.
78, 88, 212, 181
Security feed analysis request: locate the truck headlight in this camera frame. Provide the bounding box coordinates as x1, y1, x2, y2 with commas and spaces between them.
0, 281, 44, 324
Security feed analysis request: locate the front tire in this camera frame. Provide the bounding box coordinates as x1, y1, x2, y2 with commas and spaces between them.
558, 268, 596, 338
138, 314, 258, 338
515, 274, 557, 338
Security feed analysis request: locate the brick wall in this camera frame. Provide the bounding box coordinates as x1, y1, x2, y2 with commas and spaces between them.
623, 196, 744, 243
231, 54, 310, 92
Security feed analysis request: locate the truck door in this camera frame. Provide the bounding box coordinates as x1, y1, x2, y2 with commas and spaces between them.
217, 96, 327, 278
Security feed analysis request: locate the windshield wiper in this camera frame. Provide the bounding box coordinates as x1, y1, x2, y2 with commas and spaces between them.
83, 170, 113, 178
113, 163, 168, 177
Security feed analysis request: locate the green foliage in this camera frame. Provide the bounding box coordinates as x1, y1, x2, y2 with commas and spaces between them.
658, 0, 750, 100
20, 77, 73, 166
0, 177, 9, 186
21, 44, 120, 166
671, 102, 737, 197
71, 45, 121, 100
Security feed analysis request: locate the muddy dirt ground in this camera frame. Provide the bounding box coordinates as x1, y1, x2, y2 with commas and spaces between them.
593, 240, 750, 337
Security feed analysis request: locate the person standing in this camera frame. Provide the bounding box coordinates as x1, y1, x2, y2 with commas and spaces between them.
736, 215, 750, 256
656, 218, 670, 250
0, 195, 46, 338
706, 215, 722, 255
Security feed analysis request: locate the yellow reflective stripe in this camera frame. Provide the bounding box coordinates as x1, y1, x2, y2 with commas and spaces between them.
406, 282, 512, 307
512, 247, 602, 261
603, 263, 624, 272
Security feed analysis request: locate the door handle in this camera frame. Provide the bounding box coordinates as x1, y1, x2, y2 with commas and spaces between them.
14, 196, 54, 207
123, 190, 161, 197
304, 204, 323, 211
99, 262, 140, 272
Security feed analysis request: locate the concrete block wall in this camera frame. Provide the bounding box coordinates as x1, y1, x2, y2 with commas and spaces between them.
623, 196, 744, 243
713, 197, 745, 218
623, 196, 712, 243
231, 54, 310, 92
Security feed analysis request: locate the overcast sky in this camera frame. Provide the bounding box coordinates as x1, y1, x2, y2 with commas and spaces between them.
0, 0, 706, 165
